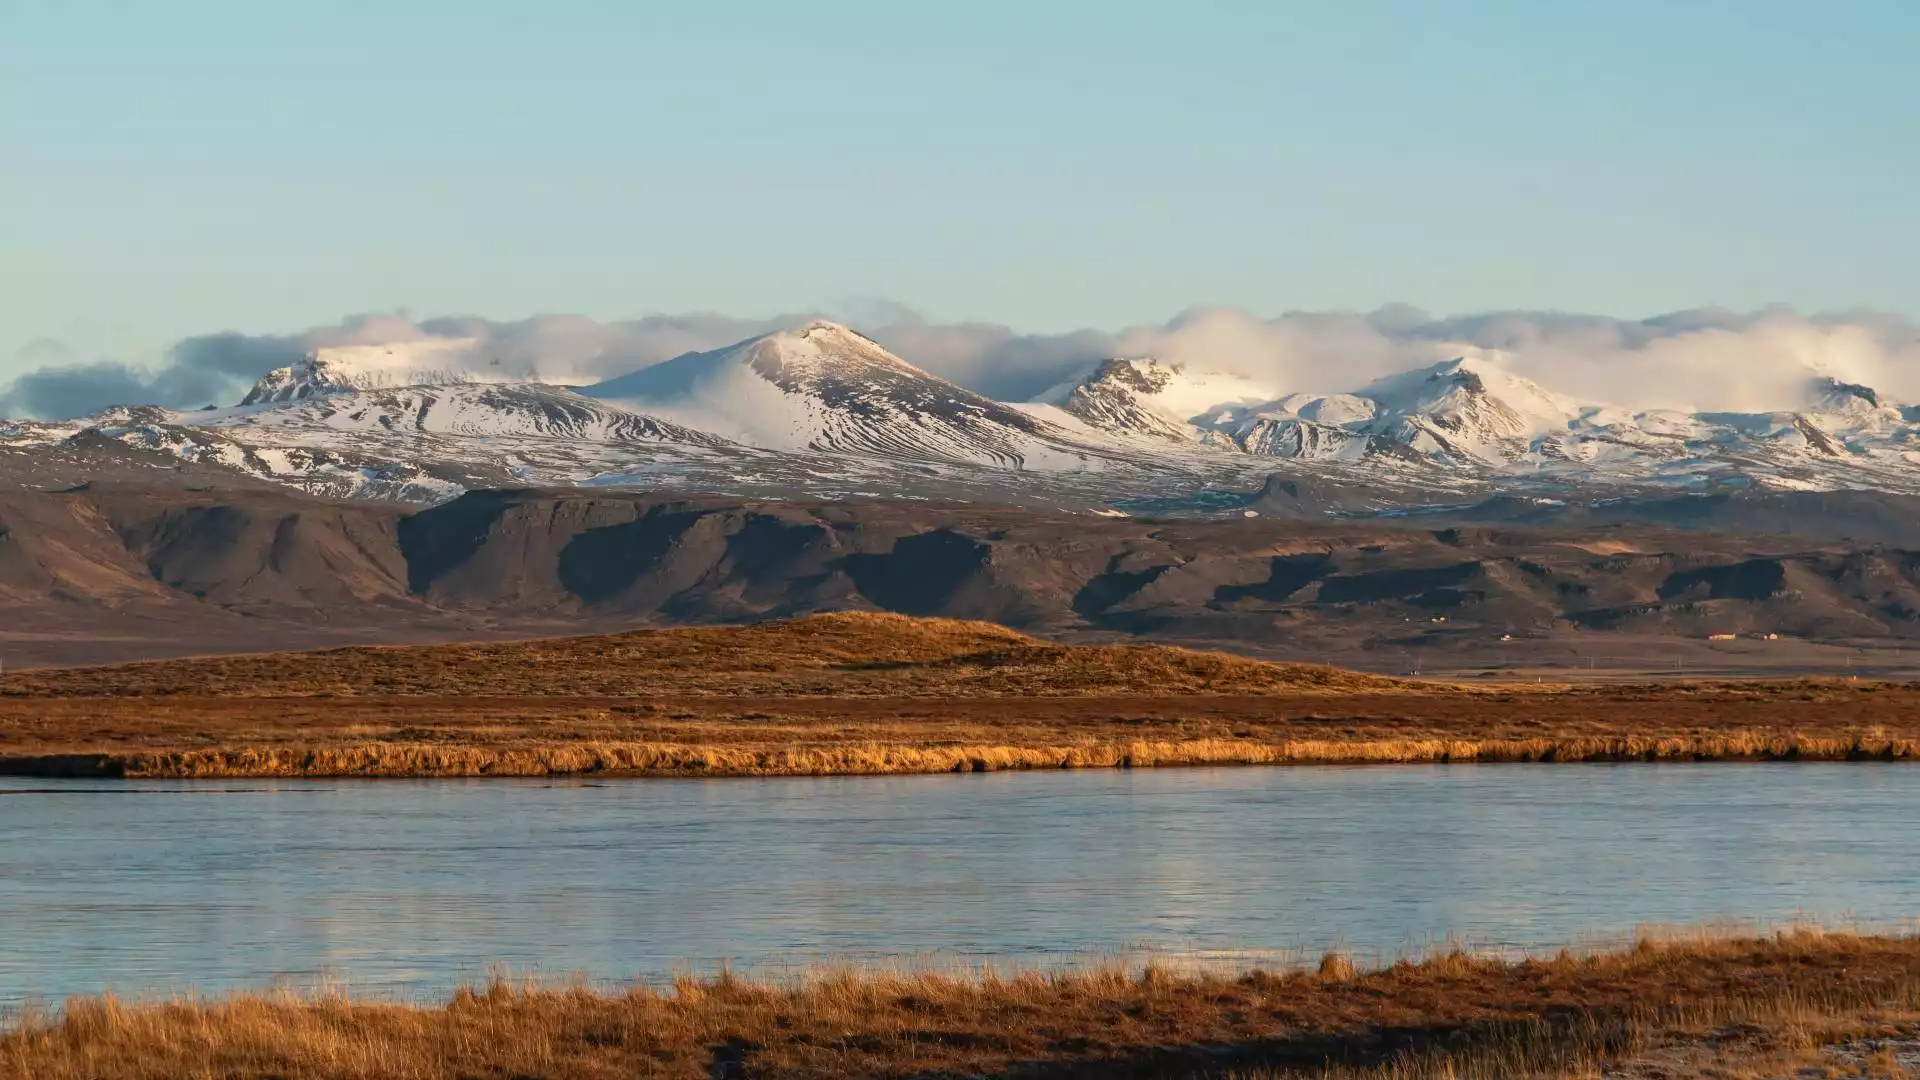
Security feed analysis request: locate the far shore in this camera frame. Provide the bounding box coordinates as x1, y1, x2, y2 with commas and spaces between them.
6, 730, 1920, 781
7, 612, 1920, 779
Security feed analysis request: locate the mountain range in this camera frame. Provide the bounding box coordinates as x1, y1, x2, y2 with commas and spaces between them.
11, 482, 1920, 671
9, 319, 1920, 523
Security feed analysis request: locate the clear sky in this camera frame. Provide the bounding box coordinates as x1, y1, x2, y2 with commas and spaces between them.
7, 0, 1915, 376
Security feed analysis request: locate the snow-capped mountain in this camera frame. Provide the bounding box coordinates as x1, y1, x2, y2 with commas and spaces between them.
212, 383, 725, 445
14, 320, 1920, 514
240, 338, 587, 405
1036, 352, 1920, 481
1042, 357, 1282, 443
1356, 356, 1584, 460
584, 320, 1118, 469
1035, 353, 1595, 465
0, 400, 464, 501
1185, 356, 1586, 466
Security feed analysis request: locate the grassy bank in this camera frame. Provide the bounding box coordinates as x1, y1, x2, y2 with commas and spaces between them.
11, 729, 1919, 779
7, 613, 1920, 778
7, 931, 1919, 1079
0, 612, 1410, 699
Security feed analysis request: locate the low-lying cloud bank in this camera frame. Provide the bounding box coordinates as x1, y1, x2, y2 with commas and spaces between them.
5, 305, 1917, 420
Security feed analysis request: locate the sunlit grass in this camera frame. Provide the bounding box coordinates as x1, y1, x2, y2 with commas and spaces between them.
6, 611, 1920, 778
96, 729, 1920, 778
7, 929, 1920, 1079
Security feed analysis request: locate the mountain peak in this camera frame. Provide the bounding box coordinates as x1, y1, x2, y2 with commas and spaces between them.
1350, 353, 1586, 460
1414, 353, 1510, 387
1045, 357, 1284, 443
1050, 358, 1193, 442
236, 337, 599, 407
582, 322, 1096, 467
761, 319, 889, 354
1809, 375, 1884, 411
240, 338, 487, 406
1367, 353, 1573, 407
1059, 357, 1183, 399
794, 318, 858, 336
1093, 355, 1168, 383
743, 321, 925, 380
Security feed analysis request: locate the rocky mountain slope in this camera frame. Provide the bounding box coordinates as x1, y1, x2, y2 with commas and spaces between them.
1039, 357, 1283, 444
12, 483, 1920, 668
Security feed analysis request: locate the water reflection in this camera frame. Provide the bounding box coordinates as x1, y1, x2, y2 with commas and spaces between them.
1, 765, 1915, 1004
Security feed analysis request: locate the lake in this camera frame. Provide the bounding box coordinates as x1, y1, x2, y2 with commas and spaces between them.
2, 764, 1915, 1006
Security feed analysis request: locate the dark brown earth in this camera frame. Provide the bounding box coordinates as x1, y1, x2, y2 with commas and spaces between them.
12, 483, 1920, 672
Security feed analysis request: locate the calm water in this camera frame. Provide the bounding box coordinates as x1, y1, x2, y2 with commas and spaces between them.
2, 764, 1916, 1005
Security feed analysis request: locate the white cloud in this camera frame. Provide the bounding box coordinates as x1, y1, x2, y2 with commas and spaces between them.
4, 304, 1917, 419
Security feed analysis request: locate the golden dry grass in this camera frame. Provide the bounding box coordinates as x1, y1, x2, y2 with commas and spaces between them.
0, 612, 1409, 699
72, 729, 1920, 779
6, 931, 1919, 1079
5, 613, 1920, 777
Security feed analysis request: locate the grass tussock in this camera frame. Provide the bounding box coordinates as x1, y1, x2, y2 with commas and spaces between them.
6, 930, 1920, 1079
63, 728, 1920, 779
0, 612, 1409, 699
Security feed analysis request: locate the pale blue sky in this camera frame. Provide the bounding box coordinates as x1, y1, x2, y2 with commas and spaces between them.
7, 0, 1916, 376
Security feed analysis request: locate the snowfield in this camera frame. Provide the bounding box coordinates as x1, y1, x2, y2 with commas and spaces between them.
12, 320, 1920, 511
584, 320, 1130, 471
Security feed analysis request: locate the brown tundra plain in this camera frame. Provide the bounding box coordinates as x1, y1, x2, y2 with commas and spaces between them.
5, 612, 1920, 779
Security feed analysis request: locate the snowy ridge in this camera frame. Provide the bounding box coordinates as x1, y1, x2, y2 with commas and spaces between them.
1231, 416, 1373, 461
586, 320, 1118, 469
239, 338, 592, 405
1338, 355, 1585, 464
1034, 350, 1920, 495
17, 321, 1920, 508
1047, 357, 1282, 443
213, 383, 728, 446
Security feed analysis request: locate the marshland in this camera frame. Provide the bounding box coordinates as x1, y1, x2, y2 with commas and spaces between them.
7, 930, 1920, 1079
6, 613, 1920, 779
9, 615, 1920, 1078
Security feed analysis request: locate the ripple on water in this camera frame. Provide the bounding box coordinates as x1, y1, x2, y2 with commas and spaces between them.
1, 763, 1916, 1004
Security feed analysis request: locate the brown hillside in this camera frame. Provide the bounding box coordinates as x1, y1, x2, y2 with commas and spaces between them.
0, 612, 1406, 699
17, 483, 1920, 676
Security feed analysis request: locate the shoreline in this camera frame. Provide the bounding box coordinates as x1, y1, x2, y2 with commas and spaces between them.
8, 930, 1918, 1078
9, 614, 1920, 779
6, 730, 1919, 779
